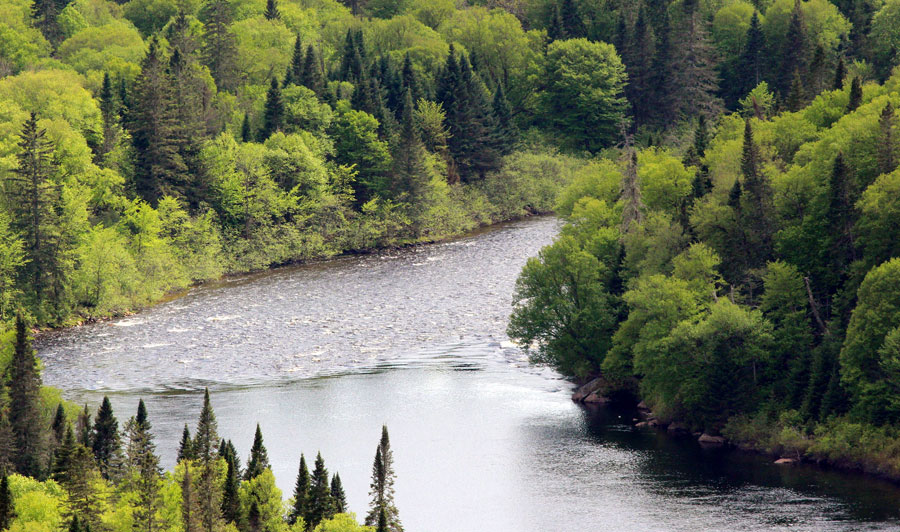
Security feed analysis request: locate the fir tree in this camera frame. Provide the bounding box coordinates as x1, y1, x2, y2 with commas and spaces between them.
669, 0, 722, 119
375, 509, 387, 532
306, 452, 334, 529
492, 84, 517, 155
31, 0, 63, 46
286, 35, 303, 86
241, 115, 252, 143
739, 118, 774, 272
777, 1, 806, 96
365, 427, 401, 531
99, 72, 118, 157
288, 454, 310, 526
559, 0, 583, 38
76, 406, 91, 448
878, 102, 897, 176
126, 400, 162, 532
51, 403, 66, 447
200, 0, 239, 92
330, 473, 347, 514
833, 57, 846, 90
736, 11, 765, 101
51, 424, 75, 480
181, 464, 200, 532
259, 77, 284, 141
244, 424, 270, 480
60, 444, 103, 527
825, 153, 858, 288
91, 397, 122, 480
193, 389, 223, 532
339, 29, 365, 82
0, 475, 13, 531
220, 442, 241, 525
625, 6, 656, 126
390, 91, 429, 204
786, 69, 805, 112
8, 315, 45, 478
649, 11, 675, 124
847, 76, 862, 112
807, 45, 826, 97
264, 0, 279, 20
128, 38, 187, 205
300, 45, 325, 98
547, 4, 564, 41
400, 53, 422, 105
177, 425, 194, 462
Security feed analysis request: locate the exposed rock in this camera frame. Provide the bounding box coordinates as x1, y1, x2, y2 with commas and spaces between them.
635, 421, 649, 428
774, 458, 798, 465
648, 418, 667, 429
636, 401, 651, 411
667, 422, 690, 436
698, 433, 727, 446
584, 392, 610, 404
572, 377, 606, 402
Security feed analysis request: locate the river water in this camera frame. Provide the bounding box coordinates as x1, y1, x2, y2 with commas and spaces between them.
36, 217, 900, 532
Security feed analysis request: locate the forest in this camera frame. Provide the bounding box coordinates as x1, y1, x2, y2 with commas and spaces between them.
504, 0, 900, 479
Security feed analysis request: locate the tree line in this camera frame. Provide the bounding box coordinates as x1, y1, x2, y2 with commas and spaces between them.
0, 315, 402, 532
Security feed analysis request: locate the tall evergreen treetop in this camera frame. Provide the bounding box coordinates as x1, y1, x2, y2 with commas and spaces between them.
8, 314, 44, 478
847, 76, 863, 112
330, 473, 347, 514
366, 426, 401, 531
92, 396, 122, 480
193, 388, 219, 462
0, 475, 13, 531
306, 452, 334, 529
259, 77, 284, 141
264, 0, 279, 20
288, 454, 310, 526
244, 424, 270, 480
178, 425, 194, 462
52, 403, 67, 445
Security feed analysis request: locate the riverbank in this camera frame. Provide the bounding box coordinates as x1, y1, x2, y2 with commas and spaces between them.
571, 379, 900, 485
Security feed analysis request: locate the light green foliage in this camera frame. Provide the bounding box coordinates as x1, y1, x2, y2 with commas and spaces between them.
739, 82, 776, 119
7, 475, 66, 532
762, 0, 850, 57
712, 1, 759, 59
637, 149, 693, 215
239, 469, 287, 532
0, 70, 102, 140
123, 0, 180, 35
554, 160, 622, 217
232, 17, 293, 86
58, 21, 145, 82
311, 513, 372, 532
539, 38, 628, 152
412, 0, 455, 29
868, 0, 900, 71
0, 213, 26, 320
0, 0, 51, 74
365, 16, 449, 75
856, 169, 900, 268
282, 86, 333, 136
330, 107, 391, 201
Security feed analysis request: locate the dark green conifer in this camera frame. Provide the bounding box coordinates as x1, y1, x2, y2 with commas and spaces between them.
547, 4, 564, 41
51, 404, 66, 446
200, 0, 239, 92
220, 442, 241, 525
847, 76, 862, 112
193, 389, 219, 461
241, 114, 252, 143
786, 69, 805, 112
77, 406, 91, 447
99, 72, 117, 157
126, 399, 161, 532
559, 0, 583, 38
739, 119, 774, 271
778, 2, 806, 96
400, 53, 421, 105
286, 35, 303, 86
833, 57, 846, 90
263, 0, 279, 20
649, 11, 674, 124
259, 77, 284, 141
330, 473, 347, 514
52, 424, 75, 479
0, 475, 13, 531
300, 45, 325, 97
8, 315, 44, 478
288, 454, 309, 525
306, 452, 334, 529
91, 397, 121, 480
177, 424, 194, 462
736, 11, 765, 99
193, 389, 223, 532
365, 426, 401, 531
626, 6, 656, 126
492, 84, 517, 155
244, 424, 270, 480
31, 0, 63, 46
878, 102, 897, 176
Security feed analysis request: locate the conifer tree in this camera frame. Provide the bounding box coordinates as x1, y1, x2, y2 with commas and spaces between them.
220, 442, 241, 525
31, 0, 63, 47
60, 443, 103, 527
51, 404, 66, 447
400, 53, 422, 105
51, 424, 75, 479
5, 112, 62, 302
736, 11, 765, 101
181, 464, 200, 532
847, 76, 862, 112
306, 452, 334, 529
825, 153, 858, 289
833, 57, 846, 90
786, 69, 805, 112
200, 0, 239, 92
178, 425, 194, 462
99, 72, 118, 157
807, 45, 826, 97
244, 424, 270, 480
365, 427, 400, 531
739, 119, 774, 272
778, 1, 806, 96
649, 11, 674, 124
375, 510, 387, 532
330, 474, 347, 514
288, 454, 310, 525
625, 6, 656, 126
0, 475, 13, 530
300, 46, 325, 98
260, 77, 284, 141
241, 115, 252, 143
547, 4, 564, 41
286, 35, 303, 86
193, 389, 223, 532
669, 0, 722, 119
878, 102, 897, 176
91, 397, 122, 480
492, 84, 517, 155
128, 38, 187, 205
264, 0, 279, 20
76, 406, 91, 448
390, 91, 429, 204
8, 315, 45, 478
621, 151, 644, 235
339, 29, 365, 82
559, 0, 583, 38
126, 400, 162, 532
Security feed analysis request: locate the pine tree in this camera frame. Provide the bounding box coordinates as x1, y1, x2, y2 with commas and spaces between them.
300, 46, 325, 98
244, 424, 270, 480
847, 76, 862, 112
736, 11, 765, 101
330, 474, 347, 514
878, 102, 897, 176
126, 400, 162, 532
621, 151, 644, 234
5, 112, 62, 302
264, 0, 279, 20
0, 475, 13, 530
99, 72, 118, 157
259, 77, 284, 141
178, 425, 194, 462
76, 406, 91, 448
778, 1, 806, 96
200, 0, 239, 92
833, 57, 846, 90
8, 315, 45, 478
625, 6, 656, 126
669, 0, 722, 119
128, 38, 187, 205
306, 452, 334, 529
288, 454, 310, 525
365, 427, 401, 531
193, 389, 223, 532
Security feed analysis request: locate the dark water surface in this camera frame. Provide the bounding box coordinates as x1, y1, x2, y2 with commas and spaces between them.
36, 217, 900, 532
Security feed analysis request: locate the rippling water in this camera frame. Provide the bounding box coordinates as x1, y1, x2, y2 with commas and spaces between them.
36, 217, 900, 532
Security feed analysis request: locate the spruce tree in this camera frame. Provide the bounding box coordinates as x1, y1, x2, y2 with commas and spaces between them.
76, 406, 91, 447
547, 4, 564, 41
264, 0, 279, 20
777, 2, 806, 96
99, 72, 118, 157
625, 6, 656, 126
669, 0, 722, 119
259, 77, 284, 141
60, 443, 103, 527
390, 90, 429, 205
492, 84, 517, 155
878, 102, 897, 176
786, 69, 805, 112
193, 389, 223, 532
300, 46, 325, 98
51, 404, 66, 447
178, 425, 194, 462
52, 424, 75, 480
649, 11, 675, 124
0, 475, 12, 530
31, 0, 63, 47
400, 53, 422, 105
91, 397, 123, 480
825, 153, 858, 290
306, 452, 334, 529
833, 57, 846, 90
847, 76, 862, 112
559, 0, 584, 38
286, 35, 303, 86
330, 473, 347, 514
126, 400, 162, 532
739, 119, 774, 272
244, 424, 270, 480
181, 464, 200, 532
736, 11, 765, 101
288, 454, 310, 526
365, 427, 401, 531
241, 115, 252, 143
200, 0, 239, 92
220, 442, 241, 525
8, 315, 45, 478
128, 38, 187, 205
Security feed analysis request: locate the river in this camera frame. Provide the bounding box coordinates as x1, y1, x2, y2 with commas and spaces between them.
36, 217, 900, 532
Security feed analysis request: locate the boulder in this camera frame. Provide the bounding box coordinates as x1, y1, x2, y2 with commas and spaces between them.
667, 422, 690, 436
648, 418, 667, 429
698, 433, 727, 446
774, 458, 798, 465
636, 401, 651, 411
584, 392, 610, 404
635, 421, 649, 428
572, 377, 606, 402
